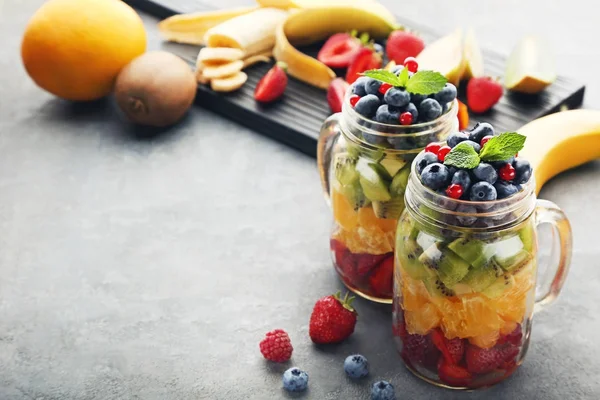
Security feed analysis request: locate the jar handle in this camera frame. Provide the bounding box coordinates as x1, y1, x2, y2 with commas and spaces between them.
317, 113, 342, 206
533, 199, 573, 314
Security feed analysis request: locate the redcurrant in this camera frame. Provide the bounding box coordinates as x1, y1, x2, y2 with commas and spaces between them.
499, 163, 516, 181
350, 95, 361, 107
379, 83, 393, 95
437, 146, 452, 162
404, 57, 419, 73
399, 111, 413, 125
480, 135, 493, 147
446, 184, 464, 199
425, 142, 441, 154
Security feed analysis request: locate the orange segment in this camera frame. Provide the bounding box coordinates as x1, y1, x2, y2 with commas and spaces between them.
500, 320, 519, 336
358, 206, 398, 233
332, 189, 359, 230
405, 303, 441, 335
437, 295, 503, 339
401, 273, 431, 312
469, 330, 499, 349
493, 265, 535, 323
332, 226, 392, 255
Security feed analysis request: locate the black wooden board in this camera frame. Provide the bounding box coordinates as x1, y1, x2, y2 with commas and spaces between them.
125, 0, 585, 157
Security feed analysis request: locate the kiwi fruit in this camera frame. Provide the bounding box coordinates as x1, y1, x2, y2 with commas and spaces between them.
447, 238, 495, 269
356, 159, 392, 202
373, 197, 405, 219
339, 181, 370, 210
495, 250, 534, 273
389, 164, 411, 198
114, 51, 197, 127
460, 262, 502, 292
419, 243, 470, 287
334, 153, 359, 185
380, 157, 406, 177
482, 273, 515, 299
423, 277, 455, 298
518, 223, 536, 252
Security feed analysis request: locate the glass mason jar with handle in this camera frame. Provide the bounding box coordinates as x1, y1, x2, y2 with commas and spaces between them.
317, 91, 458, 303
393, 158, 572, 389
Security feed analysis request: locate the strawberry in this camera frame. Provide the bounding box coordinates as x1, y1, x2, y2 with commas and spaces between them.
356, 253, 388, 277
254, 62, 288, 103
465, 343, 520, 374
466, 76, 503, 113
317, 33, 362, 68
402, 332, 440, 370
259, 329, 293, 362
346, 47, 382, 84
309, 292, 357, 344
437, 358, 472, 387
367, 255, 394, 296
431, 329, 465, 364
457, 100, 469, 130
331, 240, 359, 282
498, 324, 523, 346
327, 78, 350, 114
385, 30, 425, 65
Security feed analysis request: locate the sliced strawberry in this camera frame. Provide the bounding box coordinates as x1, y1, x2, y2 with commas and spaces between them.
254, 62, 288, 103
438, 358, 473, 387
386, 30, 425, 65
367, 255, 394, 296
431, 329, 465, 365
402, 332, 439, 370
466, 344, 520, 374
356, 253, 388, 277
317, 33, 362, 68
327, 78, 350, 114
466, 76, 503, 113
498, 324, 523, 346
346, 47, 382, 84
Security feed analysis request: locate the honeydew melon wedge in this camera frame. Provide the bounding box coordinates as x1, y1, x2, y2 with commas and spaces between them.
463, 28, 484, 79
416, 28, 465, 86
505, 35, 557, 94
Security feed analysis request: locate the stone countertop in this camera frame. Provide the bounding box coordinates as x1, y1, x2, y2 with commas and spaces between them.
1, 1, 599, 399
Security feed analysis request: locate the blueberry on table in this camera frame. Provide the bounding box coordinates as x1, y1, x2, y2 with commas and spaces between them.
447, 132, 469, 148
365, 78, 382, 95
418, 98, 442, 122
353, 77, 368, 96
415, 151, 439, 174
375, 104, 400, 124
371, 380, 396, 400
473, 163, 498, 184
421, 163, 450, 190
468, 122, 495, 143
354, 94, 380, 118
384, 87, 410, 107
410, 92, 427, 105
282, 368, 308, 392
434, 82, 458, 104
402, 102, 418, 121
470, 181, 498, 201
513, 158, 533, 184
462, 140, 482, 154
494, 181, 519, 199
344, 354, 369, 379
451, 170, 472, 192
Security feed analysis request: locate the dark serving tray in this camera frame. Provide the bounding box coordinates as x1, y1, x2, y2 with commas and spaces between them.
125, 0, 585, 157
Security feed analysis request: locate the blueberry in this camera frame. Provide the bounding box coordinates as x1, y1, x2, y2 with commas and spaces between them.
468, 122, 495, 143
388, 136, 415, 150
365, 79, 382, 95
490, 157, 515, 169
462, 140, 481, 154
434, 83, 458, 105
411, 93, 427, 105
392, 65, 404, 74
447, 166, 458, 177
513, 158, 532, 184
415, 152, 439, 174
283, 368, 308, 392
421, 163, 450, 190
418, 98, 443, 122
494, 181, 519, 199
451, 169, 472, 192
363, 132, 388, 146
344, 354, 369, 379
447, 132, 469, 148
371, 380, 396, 400
375, 104, 400, 125
401, 102, 418, 122
354, 94, 380, 118
470, 181, 498, 201
384, 87, 410, 107
456, 204, 478, 226
352, 77, 368, 96
472, 163, 498, 184
373, 43, 384, 54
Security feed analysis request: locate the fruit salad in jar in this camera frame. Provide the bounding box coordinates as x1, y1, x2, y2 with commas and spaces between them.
320, 60, 459, 304
392, 122, 572, 389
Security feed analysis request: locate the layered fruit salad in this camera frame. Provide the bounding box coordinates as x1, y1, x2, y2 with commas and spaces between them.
392, 123, 537, 388
330, 61, 458, 302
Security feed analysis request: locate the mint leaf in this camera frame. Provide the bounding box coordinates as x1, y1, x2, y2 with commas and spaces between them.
362, 69, 403, 86
479, 132, 527, 161
397, 67, 409, 87
443, 142, 481, 169
406, 70, 447, 95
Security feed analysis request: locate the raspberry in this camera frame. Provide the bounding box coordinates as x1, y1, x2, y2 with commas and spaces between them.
260, 329, 293, 362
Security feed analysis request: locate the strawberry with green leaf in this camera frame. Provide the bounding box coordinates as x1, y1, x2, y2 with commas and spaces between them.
309, 292, 357, 344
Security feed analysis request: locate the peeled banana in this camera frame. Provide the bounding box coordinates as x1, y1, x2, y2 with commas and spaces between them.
198, 47, 245, 64
211, 72, 248, 92
202, 60, 244, 79
518, 109, 600, 194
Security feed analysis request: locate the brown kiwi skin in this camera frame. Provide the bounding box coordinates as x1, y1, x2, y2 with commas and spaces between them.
114, 51, 196, 127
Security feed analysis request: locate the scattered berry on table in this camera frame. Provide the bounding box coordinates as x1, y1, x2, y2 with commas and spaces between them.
447, 132, 469, 148
378, 83, 393, 95
415, 152, 439, 174
480, 135, 493, 147
445, 183, 464, 199
494, 181, 519, 199
346, 47, 382, 84
467, 76, 503, 113
473, 163, 498, 184
365, 78, 383, 95
386, 30, 425, 65
421, 163, 450, 190
260, 329, 293, 362
470, 181, 498, 201
254, 62, 288, 103
437, 145, 452, 162
403, 56, 419, 73
399, 111, 413, 125
371, 380, 396, 400
468, 122, 495, 143
282, 367, 309, 392
317, 32, 362, 68
384, 87, 410, 107
353, 77, 368, 96
498, 163, 516, 181
375, 104, 400, 124
354, 94, 381, 118
418, 98, 442, 122
513, 158, 532, 184
349, 95, 361, 108
425, 142, 441, 154
344, 354, 370, 379
451, 170, 472, 192
309, 292, 357, 344
434, 83, 458, 104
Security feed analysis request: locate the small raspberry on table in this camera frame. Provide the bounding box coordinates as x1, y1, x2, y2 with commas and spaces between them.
259, 329, 293, 362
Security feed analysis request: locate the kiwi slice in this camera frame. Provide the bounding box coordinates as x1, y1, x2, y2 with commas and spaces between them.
339, 181, 370, 210
495, 250, 534, 273
447, 238, 495, 269
356, 159, 392, 202
518, 223, 536, 252
389, 164, 411, 198
460, 262, 502, 292
334, 153, 359, 186
400, 239, 430, 279
380, 158, 407, 177
373, 197, 405, 219
482, 273, 515, 299
423, 276, 456, 298
419, 243, 470, 288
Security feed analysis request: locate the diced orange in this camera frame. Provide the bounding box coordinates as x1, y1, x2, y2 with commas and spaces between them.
401, 273, 431, 312
469, 330, 499, 349
332, 226, 392, 255
332, 189, 358, 230
493, 265, 535, 323
437, 295, 503, 339
358, 206, 398, 234
500, 320, 519, 336
405, 303, 441, 335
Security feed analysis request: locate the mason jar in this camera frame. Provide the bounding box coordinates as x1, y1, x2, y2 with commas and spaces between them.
392, 157, 572, 389
317, 92, 459, 303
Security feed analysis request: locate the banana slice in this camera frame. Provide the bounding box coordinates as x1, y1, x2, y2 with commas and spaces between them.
198, 47, 245, 65
211, 72, 248, 92
202, 60, 244, 79
243, 51, 272, 69
195, 62, 210, 85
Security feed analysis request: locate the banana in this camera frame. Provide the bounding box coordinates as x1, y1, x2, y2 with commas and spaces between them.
158, 7, 257, 45
517, 110, 600, 194
211, 72, 248, 92
198, 47, 245, 65
204, 8, 288, 57
243, 53, 272, 68
274, 6, 396, 89
202, 60, 244, 79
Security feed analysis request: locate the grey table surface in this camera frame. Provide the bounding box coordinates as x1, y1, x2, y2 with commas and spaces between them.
1, 0, 600, 399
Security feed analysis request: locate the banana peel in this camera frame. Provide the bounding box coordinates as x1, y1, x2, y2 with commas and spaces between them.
274, 6, 396, 89
518, 109, 600, 194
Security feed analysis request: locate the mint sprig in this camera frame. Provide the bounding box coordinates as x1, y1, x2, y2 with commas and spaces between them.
362, 69, 403, 86
443, 142, 481, 169
397, 67, 409, 87
362, 68, 447, 95
479, 132, 527, 161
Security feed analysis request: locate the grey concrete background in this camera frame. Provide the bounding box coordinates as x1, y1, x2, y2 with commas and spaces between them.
1, 0, 599, 399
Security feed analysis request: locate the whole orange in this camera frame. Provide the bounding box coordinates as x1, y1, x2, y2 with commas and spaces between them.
21, 0, 147, 101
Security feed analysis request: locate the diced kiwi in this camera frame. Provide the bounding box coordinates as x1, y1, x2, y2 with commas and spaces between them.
373, 197, 405, 219
347, 143, 361, 159
495, 250, 534, 273
519, 223, 536, 252
419, 243, 470, 288
339, 181, 370, 210
423, 276, 456, 298
482, 273, 515, 299
334, 153, 359, 186
389, 164, 411, 198
356, 159, 392, 202
380, 158, 407, 177
447, 238, 495, 269
400, 239, 430, 279
460, 262, 502, 292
